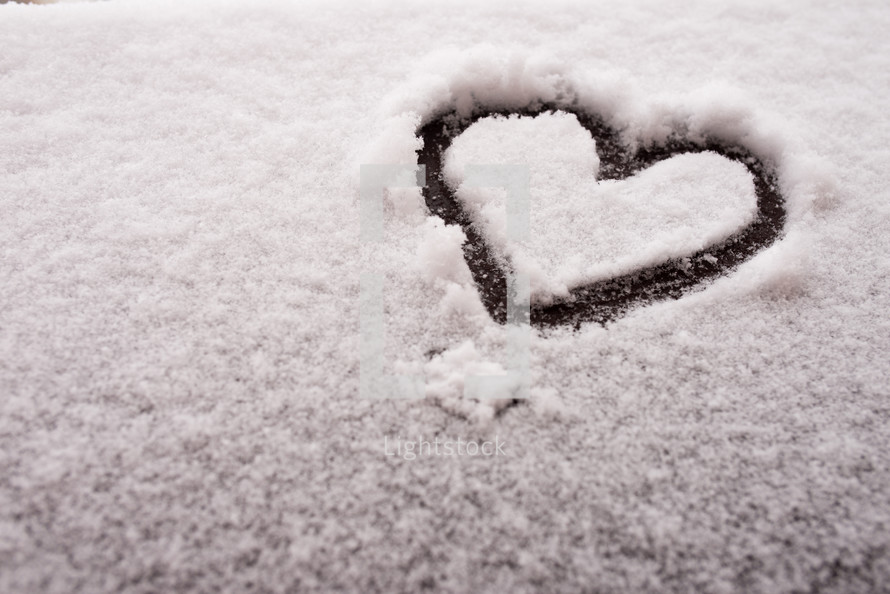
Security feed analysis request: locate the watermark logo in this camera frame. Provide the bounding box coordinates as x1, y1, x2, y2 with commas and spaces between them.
359, 163, 530, 400
384, 435, 507, 460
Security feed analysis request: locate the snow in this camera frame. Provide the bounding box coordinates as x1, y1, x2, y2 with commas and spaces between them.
2, 0, 890, 592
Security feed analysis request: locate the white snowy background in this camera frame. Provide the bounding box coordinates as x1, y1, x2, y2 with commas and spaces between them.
2, 0, 889, 592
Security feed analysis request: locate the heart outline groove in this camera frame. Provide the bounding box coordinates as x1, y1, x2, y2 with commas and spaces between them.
416, 104, 786, 330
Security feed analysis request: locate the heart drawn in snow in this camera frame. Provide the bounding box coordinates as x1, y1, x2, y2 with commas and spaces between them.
416, 104, 786, 330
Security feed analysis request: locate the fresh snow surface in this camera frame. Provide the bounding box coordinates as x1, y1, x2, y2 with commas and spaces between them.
2, 1, 890, 593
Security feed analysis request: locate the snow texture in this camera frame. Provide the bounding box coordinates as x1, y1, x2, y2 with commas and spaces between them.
2, 0, 890, 593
